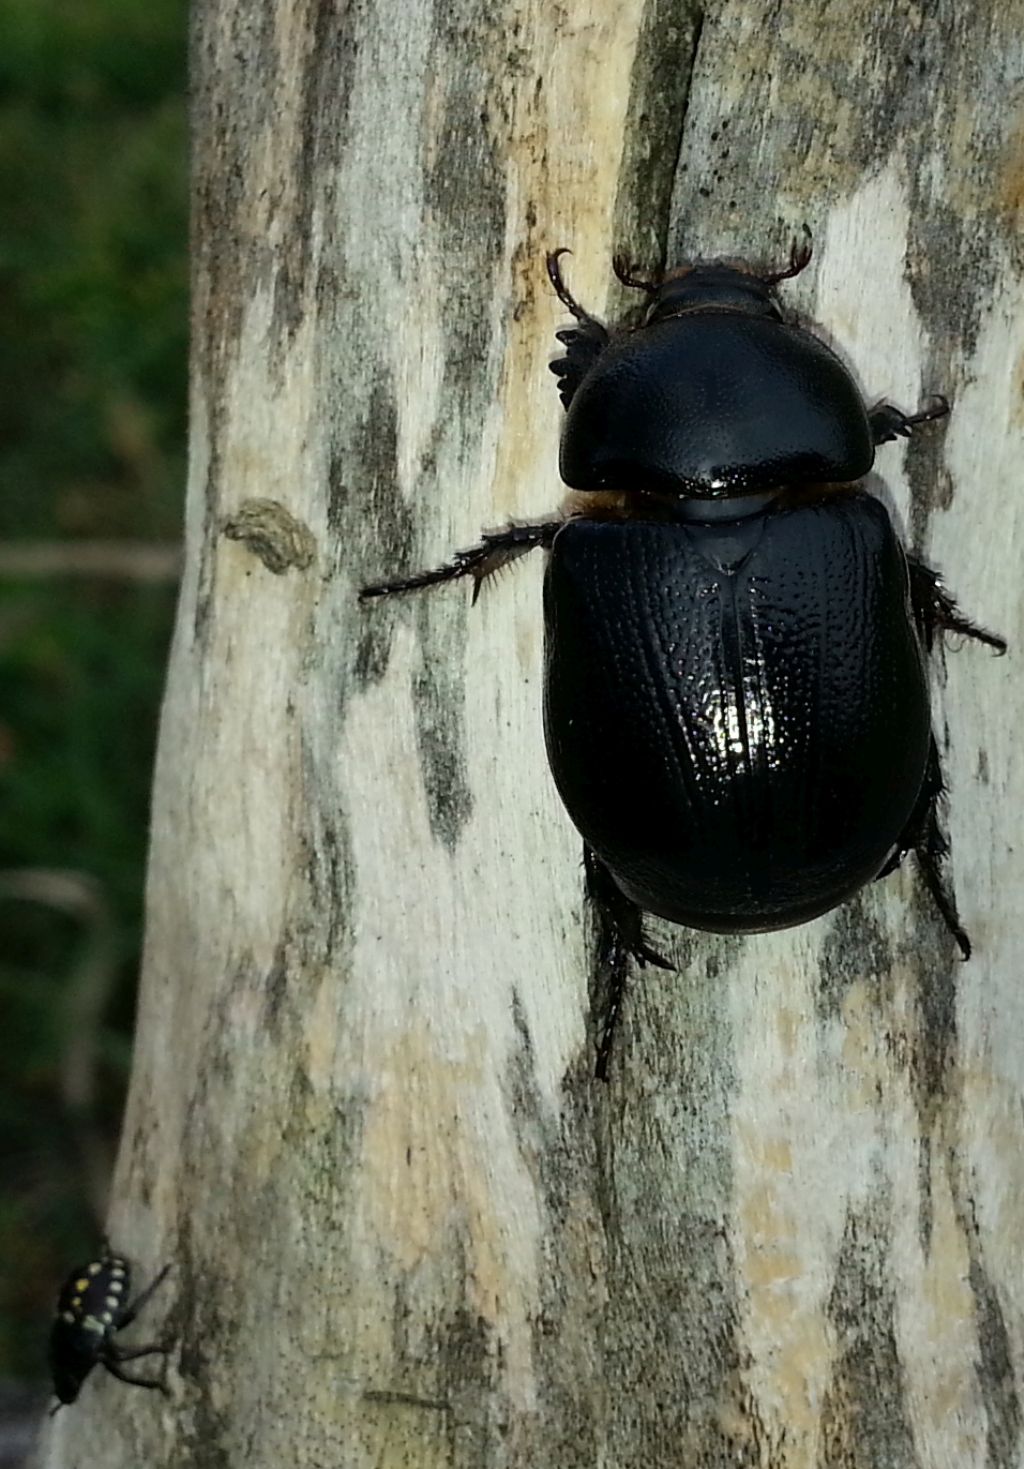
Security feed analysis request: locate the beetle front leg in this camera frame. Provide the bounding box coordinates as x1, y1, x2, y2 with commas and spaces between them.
549, 322, 611, 410
906, 557, 1007, 654
869, 395, 949, 445
546, 249, 610, 410
360, 520, 561, 605
584, 846, 672, 1080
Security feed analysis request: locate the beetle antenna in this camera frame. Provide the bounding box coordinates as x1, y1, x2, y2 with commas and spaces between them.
612, 255, 659, 294
546, 248, 593, 322
762, 224, 813, 286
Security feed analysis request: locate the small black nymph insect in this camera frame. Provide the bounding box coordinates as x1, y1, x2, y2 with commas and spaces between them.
361, 236, 1006, 1077
49, 1249, 171, 1410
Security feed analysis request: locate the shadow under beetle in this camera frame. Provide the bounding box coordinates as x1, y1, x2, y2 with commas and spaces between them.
49, 1248, 171, 1410
361, 235, 1006, 1078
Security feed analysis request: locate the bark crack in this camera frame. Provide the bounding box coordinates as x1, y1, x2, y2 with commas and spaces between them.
611, 0, 706, 278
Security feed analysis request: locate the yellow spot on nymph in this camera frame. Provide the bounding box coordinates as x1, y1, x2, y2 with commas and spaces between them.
104, 1295, 119, 1310
61, 1311, 75, 1323
74, 1278, 89, 1293
82, 1315, 104, 1333
108, 1277, 122, 1292
87, 1262, 102, 1275
100, 1311, 113, 1324
70, 1296, 82, 1310
110, 1265, 126, 1279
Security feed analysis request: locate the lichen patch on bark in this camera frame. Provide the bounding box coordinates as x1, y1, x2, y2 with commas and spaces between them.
221, 498, 317, 574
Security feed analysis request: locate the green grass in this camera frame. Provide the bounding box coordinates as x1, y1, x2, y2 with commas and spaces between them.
0, 0, 187, 1379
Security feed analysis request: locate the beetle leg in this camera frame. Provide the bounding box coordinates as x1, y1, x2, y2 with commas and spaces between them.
761, 224, 813, 286
118, 1262, 171, 1330
914, 799, 971, 961
584, 846, 672, 1080
546, 249, 610, 410
101, 1359, 168, 1392
359, 520, 561, 604
107, 1341, 171, 1363
869, 395, 949, 445
906, 557, 1007, 654
612, 255, 660, 294
879, 738, 971, 959
549, 319, 611, 410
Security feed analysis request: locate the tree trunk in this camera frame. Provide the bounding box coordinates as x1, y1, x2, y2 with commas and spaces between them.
41, 1, 1024, 1465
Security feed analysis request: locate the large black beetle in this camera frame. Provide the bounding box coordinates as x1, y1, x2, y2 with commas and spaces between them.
361, 237, 1004, 1077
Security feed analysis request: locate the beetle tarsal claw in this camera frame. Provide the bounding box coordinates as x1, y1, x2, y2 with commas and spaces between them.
636, 943, 673, 971
909, 394, 951, 427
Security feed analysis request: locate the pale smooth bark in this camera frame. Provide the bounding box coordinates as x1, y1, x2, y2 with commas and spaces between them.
40, 1, 1024, 1465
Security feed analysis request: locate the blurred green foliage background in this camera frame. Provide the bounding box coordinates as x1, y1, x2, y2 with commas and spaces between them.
0, 0, 187, 1384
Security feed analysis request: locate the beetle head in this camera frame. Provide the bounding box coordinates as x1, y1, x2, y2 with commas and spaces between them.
614, 232, 812, 328
643, 265, 783, 325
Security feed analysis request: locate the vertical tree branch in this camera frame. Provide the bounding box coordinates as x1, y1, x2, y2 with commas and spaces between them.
40, 1, 1024, 1465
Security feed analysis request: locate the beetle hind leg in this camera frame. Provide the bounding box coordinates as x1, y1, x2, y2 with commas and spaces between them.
102, 1359, 168, 1392
879, 738, 970, 959
359, 520, 561, 604
584, 847, 671, 1079
914, 803, 971, 962
101, 1331, 171, 1393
